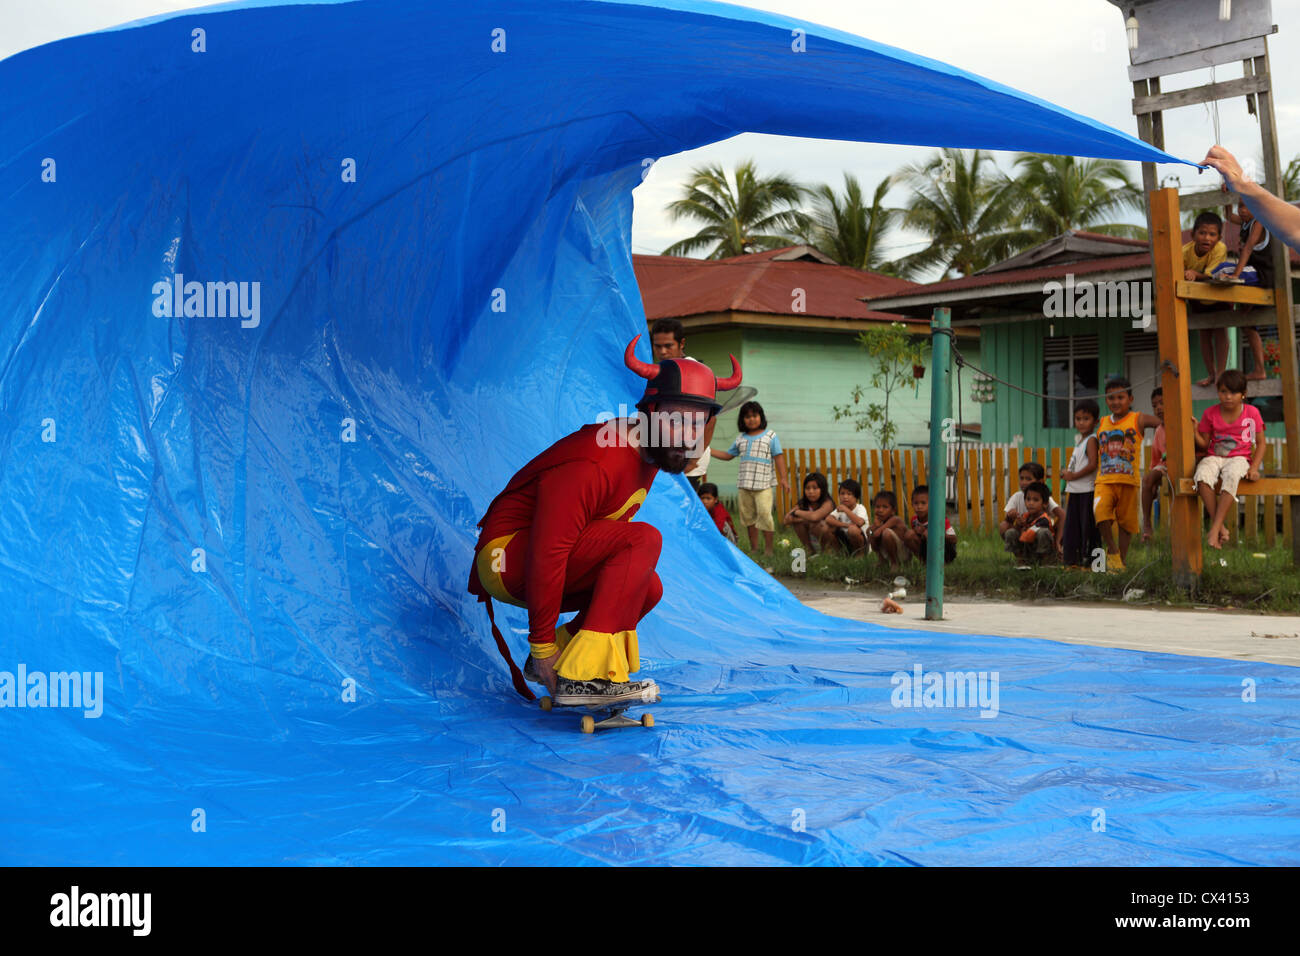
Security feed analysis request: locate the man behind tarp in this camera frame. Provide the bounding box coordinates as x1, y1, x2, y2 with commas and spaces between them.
467, 336, 741, 704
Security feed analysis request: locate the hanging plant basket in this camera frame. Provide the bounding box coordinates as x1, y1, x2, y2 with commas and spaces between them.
912, 364, 926, 380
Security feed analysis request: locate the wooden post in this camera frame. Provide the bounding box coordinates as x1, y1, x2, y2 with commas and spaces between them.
955, 449, 968, 532
1150, 187, 1202, 588
1254, 44, 1300, 564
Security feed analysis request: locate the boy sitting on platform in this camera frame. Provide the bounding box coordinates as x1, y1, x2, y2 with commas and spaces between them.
1182, 212, 1231, 388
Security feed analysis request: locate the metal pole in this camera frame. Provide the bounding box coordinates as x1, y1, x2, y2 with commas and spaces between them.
926, 307, 952, 620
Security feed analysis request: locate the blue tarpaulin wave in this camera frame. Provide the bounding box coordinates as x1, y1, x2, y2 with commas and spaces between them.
2, 0, 1296, 865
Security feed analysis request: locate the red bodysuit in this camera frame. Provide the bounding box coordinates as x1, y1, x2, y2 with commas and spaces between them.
468, 422, 663, 696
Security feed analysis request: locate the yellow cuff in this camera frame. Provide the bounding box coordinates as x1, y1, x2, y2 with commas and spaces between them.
529, 640, 559, 660
528, 623, 575, 661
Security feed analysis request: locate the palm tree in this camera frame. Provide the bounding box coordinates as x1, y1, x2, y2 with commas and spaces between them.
661, 160, 811, 258
895, 148, 1032, 279
804, 173, 899, 272
1013, 153, 1145, 242
1282, 154, 1300, 201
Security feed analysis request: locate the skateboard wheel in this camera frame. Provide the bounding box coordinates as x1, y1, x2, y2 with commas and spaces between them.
580, 715, 595, 734
641, 713, 654, 728
539, 696, 553, 712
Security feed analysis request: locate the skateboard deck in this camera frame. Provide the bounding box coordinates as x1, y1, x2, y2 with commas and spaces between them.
538, 694, 660, 733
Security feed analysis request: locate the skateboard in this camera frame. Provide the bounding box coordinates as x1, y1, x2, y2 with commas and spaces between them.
538, 693, 660, 734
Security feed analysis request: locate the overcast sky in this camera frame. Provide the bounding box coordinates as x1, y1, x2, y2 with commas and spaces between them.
6, 0, 1300, 263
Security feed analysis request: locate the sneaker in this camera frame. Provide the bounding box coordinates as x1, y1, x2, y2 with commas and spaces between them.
522, 654, 542, 683
1106, 552, 1125, 573
553, 676, 660, 707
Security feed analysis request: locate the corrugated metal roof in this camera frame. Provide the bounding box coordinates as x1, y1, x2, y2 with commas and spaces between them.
866, 226, 1300, 309
634, 245, 919, 321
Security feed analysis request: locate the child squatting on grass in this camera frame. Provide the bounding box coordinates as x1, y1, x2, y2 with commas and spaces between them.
1001, 461, 1065, 561
1193, 369, 1265, 550
782, 472, 834, 554
1007, 481, 1055, 565
821, 478, 869, 556
902, 484, 957, 565
697, 482, 737, 543
865, 490, 908, 572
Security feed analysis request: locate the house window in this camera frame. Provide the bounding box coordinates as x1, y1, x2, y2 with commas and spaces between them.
1043, 335, 1098, 429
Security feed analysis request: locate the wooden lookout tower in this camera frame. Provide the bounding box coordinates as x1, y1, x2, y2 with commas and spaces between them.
1109, 0, 1300, 584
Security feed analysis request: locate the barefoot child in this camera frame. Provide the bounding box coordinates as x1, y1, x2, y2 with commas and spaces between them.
1220, 199, 1272, 381
1193, 369, 1265, 550
1183, 212, 1230, 387
1094, 376, 1161, 572
782, 472, 833, 553
698, 482, 737, 543
1009, 481, 1055, 565
1001, 461, 1065, 557
821, 479, 869, 555
902, 484, 957, 565
865, 490, 908, 571
710, 401, 792, 561
1140, 387, 1168, 541
1060, 399, 1101, 567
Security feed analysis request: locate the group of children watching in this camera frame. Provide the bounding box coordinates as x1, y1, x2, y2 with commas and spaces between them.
695, 373, 1266, 574
691, 397, 958, 571
1002, 370, 1264, 569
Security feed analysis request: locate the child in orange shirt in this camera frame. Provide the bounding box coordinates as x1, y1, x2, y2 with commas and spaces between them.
1094, 376, 1161, 572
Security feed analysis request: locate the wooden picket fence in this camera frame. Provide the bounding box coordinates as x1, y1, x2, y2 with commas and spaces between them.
780, 439, 1294, 548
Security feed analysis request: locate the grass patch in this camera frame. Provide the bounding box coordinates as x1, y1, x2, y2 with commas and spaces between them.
734, 529, 1300, 614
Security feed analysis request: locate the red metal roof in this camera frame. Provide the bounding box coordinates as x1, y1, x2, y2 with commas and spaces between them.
634, 246, 919, 321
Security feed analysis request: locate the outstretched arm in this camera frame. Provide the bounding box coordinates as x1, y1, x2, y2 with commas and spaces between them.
1203, 146, 1300, 253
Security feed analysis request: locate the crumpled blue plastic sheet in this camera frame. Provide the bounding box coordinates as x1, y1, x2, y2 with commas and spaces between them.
3, 0, 1295, 865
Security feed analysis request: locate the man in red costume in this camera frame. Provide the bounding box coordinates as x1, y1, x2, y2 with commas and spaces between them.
467, 336, 741, 706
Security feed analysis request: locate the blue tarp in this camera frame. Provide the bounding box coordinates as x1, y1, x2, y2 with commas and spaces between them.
2, 0, 1295, 865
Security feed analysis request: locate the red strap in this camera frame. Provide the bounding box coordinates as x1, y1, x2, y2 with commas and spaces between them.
483, 597, 536, 701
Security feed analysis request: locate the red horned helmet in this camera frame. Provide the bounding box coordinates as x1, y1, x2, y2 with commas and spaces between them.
623, 335, 741, 416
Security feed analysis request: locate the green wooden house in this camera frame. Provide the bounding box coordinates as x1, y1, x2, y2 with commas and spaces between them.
634, 245, 982, 497
867, 230, 1296, 449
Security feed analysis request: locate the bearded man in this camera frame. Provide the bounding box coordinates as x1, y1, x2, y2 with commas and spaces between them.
467, 336, 741, 705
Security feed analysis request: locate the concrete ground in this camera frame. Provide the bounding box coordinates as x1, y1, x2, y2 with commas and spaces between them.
784, 581, 1300, 667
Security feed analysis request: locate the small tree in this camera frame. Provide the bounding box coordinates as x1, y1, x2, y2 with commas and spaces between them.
833, 322, 929, 449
